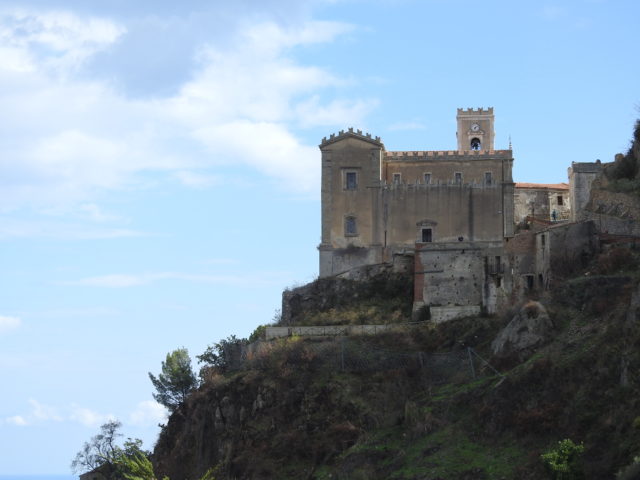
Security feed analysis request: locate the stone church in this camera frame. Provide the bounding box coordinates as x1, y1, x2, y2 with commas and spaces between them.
318, 108, 516, 322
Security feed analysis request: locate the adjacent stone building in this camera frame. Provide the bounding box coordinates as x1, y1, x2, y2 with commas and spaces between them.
514, 182, 570, 225
318, 108, 515, 321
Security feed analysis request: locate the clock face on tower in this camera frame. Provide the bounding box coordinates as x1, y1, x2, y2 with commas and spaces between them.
471, 123, 480, 132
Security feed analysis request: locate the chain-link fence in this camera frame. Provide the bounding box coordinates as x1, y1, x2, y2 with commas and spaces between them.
235, 338, 501, 385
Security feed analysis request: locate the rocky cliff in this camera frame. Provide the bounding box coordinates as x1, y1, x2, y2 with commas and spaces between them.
153, 260, 640, 479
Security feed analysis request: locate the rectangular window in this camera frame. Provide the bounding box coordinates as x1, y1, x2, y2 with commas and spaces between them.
421, 228, 432, 243
541, 234, 545, 246
485, 172, 492, 185
345, 216, 357, 236
454, 172, 462, 185
345, 171, 357, 190
392, 173, 401, 184
423, 173, 431, 184
557, 195, 563, 206
526, 275, 534, 290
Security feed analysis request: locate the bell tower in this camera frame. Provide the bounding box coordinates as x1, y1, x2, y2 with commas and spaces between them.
456, 107, 495, 151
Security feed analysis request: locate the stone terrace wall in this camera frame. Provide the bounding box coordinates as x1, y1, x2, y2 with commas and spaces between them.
583, 185, 640, 236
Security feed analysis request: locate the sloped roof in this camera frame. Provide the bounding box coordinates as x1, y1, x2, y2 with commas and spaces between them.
515, 182, 569, 190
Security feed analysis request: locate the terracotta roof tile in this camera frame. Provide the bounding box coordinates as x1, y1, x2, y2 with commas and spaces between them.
515, 182, 569, 190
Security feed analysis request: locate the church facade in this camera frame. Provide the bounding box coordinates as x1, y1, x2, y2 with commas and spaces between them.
318, 108, 516, 321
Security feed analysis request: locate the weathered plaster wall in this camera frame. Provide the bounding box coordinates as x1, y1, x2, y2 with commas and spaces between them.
569, 162, 602, 222
414, 241, 505, 321
514, 186, 570, 224
383, 184, 505, 245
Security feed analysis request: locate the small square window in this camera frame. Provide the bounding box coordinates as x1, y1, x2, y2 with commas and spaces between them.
421, 228, 432, 243
454, 172, 462, 184
392, 173, 401, 184
345, 216, 357, 236
345, 171, 357, 190
424, 173, 431, 184
485, 172, 492, 185
557, 195, 563, 206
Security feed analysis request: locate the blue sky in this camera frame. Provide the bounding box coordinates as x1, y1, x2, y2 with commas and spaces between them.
0, 0, 638, 475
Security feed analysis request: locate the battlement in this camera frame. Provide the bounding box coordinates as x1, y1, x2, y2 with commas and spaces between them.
384, 149, 512, 162
457, 107, 494, 115
320, 127, 383, 148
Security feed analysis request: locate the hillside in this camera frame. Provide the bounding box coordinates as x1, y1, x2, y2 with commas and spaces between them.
152, 251, 640, 479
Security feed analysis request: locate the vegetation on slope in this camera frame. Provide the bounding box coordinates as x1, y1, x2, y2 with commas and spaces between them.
150, 244, 640, 479
605, 119, 640, 194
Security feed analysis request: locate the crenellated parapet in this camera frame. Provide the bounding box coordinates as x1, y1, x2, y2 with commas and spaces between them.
384, 150, 512, 162
320, 127, 383, 148
457, 107, 494, 115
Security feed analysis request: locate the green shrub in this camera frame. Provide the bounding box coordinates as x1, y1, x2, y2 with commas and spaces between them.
617, 456, 640, 480
540, 438, 585, 480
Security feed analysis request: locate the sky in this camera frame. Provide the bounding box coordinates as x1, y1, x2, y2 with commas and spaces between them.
0, 0, 638, 475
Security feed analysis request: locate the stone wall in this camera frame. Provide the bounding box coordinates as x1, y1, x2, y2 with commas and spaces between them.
582, 183, 640, 236
569, 161, 603, 222
265, 324, 396, 340
413, 240, 505, 321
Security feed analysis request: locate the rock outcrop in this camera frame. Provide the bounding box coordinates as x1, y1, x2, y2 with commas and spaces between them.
491, 301, 553, 359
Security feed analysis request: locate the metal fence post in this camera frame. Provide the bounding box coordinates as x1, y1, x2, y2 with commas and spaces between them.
467, 347, 476, 380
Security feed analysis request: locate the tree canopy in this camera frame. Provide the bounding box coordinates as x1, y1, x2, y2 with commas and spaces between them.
71, 420, 149, 479
149, 347, 198, 412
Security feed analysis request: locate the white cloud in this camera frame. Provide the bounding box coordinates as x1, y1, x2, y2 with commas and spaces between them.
128, 400, 167, 427
0, 9, 126, 74
5, 398, 63, 425
5, 399, 116, 428
64, 271, 288, 288
69, 404, 116, 428
0, 217, 146, 240
0, 315, 21, 333
0, 8, 373, 213
29, 398, 63, 422
174, 170, 221, 189
5, 415, 28, 426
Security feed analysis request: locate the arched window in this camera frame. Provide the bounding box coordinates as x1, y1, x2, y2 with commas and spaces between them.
470, 138, 481, 150
345, 216, 357, 236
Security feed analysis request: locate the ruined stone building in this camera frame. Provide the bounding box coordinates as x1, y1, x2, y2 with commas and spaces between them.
514, 182, 570, 225
317, 108, 603, 323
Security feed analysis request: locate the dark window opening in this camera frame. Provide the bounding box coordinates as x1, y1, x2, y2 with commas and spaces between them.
485, 172, 492, 185
345, 216, 357, 236
526, 275, 534, 290
496, 276, 502, 287
424, 173, 431, 184
557, 195, 563, 206
421, 228, 433, 243
345, 171, 357, 190
393, 173, 401, 184
541, 234, 546, 246
538, 274, 544, 287
470, 137, 481, 150
454, 172, 462, 184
